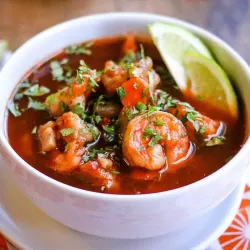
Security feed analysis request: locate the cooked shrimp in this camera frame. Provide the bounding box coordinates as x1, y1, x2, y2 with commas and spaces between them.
38, 121, 57, 151
56, 111, 99, 144
154, 90, 223, 140
168, 104, 223, 140
101, 61, 128, 94
39, 112, 99, 172
123, 111, 191, 171
129, 57, 160, 88
45, 87, 86, 117
51, 141, 84, 172
78, 160, 115, 189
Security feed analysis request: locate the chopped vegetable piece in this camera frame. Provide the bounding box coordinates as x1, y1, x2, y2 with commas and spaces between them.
8, 102, 21, 117
119, 78, 149, 106
65, 41, 93, 55
27, 97, 46, 111
60, 128, 75, 136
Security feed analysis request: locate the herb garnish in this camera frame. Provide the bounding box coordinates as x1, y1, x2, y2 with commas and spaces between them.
46, 93, 56, 105
205, 136, 225, 147
50, 59, 73, 83
73, 103, 85, 118
60, 128, 75, 136
155, 118, 164, 126
117, 87, 126, 100
103, 125, 115, 134
23, 84, 50, 97
8, 102, 21, 117
27, 97, 47, 111
65, 41, 93, 55
143, 127, 163, 147
136, 102, 146, 111
31, 126, 37, 134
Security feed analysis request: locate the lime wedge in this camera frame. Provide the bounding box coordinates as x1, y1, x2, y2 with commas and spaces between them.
0, 40, 8, 60
183, 51, 238, 118
148, 22, 212, 90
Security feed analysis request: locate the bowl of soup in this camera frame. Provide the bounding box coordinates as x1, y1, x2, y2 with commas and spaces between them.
0, 13, 249, 239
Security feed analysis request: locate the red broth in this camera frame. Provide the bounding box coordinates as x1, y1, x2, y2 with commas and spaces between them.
7, 36, 246, 194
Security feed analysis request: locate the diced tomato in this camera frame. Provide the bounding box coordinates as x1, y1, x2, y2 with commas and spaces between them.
120, 77, 149, 106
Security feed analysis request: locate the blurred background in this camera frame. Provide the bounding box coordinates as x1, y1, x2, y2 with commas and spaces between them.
0, 0, 249, 62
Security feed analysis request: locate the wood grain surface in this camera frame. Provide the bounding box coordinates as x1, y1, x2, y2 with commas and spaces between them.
0, 0, 249, 62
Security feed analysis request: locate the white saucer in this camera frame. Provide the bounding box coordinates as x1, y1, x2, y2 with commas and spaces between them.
0, 165, 244, 250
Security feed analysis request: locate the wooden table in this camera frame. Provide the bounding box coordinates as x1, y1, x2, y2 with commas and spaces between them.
0, 0, 249, 63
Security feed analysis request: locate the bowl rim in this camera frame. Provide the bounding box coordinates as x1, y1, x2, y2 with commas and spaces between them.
0, 12, 250, 201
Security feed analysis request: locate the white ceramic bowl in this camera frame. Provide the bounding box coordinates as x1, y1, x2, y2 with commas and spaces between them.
0, 13, 249, 239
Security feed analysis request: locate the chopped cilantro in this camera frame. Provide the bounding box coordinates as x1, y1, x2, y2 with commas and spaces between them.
148, 134, 163, 147
95, 115, 102, 124
65, 41, 93, 55
103, 125, 115, 134
148, 105, 161, 112
112, 170, 120, 175
27, 97, 46, 110
87, 76, 98, 90
23, 84, 50, 96
139, 44, 145, 59
31, 126, 37, 134
125, 107, 139, 120
19, 79, 31, 89
46, 94, 56, 105
117, 87, 126, 100
50, 60, 73, 83
136, 102, 146, 111
101, 186, 105, 191
143, 127, 162, 147
73, 103, 85, 118
14, 93, 24, 100
60, 128, 75, 136
205, 136, 225, 147
59, 101, 70, 112
186, 112, 200, 132
86, 124, 98, 140
50, 61, 64, 81
155, 118, 164, 126
199, 125, 206, 134
64, 143, 69, 152
8, 102, 21, 117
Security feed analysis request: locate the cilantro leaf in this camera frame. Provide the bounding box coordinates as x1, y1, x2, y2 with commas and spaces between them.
46, 93, 56, 105
65, 41, 93, 55
31, 126, 37, 134
60, 128, 75, 136
155, 118, 164, 126
8, 102, 21, 117
23, 84, 50, 96
27, 97, 47, 111
73, 103, 85, 118
103, 125, 115, 135
117, 87, 126, 100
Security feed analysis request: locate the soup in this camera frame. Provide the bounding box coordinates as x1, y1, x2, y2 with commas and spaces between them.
7, 35, 245, 194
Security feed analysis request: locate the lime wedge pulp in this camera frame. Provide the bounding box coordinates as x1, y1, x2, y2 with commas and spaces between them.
148, 22, 212, 90
183, 51, 238, 119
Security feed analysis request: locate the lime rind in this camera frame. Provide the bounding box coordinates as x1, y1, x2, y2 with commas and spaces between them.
183, 51, 238, 118
148, 22, 213, 90
148, 22, 212, 58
